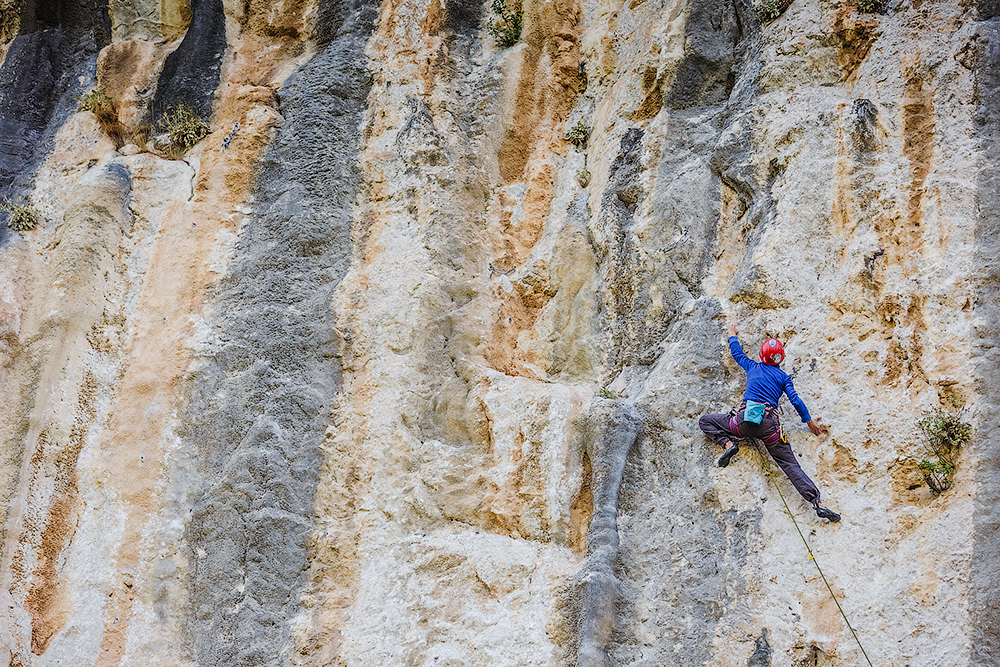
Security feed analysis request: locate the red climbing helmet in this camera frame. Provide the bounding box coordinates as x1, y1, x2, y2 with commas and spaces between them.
759, 338, 784, 365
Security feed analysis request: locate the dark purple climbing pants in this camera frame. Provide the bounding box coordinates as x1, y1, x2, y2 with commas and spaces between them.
699, 409, 820, 505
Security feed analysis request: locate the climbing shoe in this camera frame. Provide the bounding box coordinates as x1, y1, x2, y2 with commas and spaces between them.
814, 505, 841, 523
718, 442, 740, 467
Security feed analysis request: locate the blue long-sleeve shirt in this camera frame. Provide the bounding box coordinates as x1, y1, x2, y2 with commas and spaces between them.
729, 336, 811, 423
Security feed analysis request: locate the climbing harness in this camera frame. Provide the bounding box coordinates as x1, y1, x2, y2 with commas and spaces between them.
728, 403, 784, 445
749, 443, 874, 667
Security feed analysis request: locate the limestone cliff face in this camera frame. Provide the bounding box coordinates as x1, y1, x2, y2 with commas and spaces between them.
0, 0, 996, 665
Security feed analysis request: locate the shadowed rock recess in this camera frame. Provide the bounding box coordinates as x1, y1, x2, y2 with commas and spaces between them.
0, 0, 997, 664
150, 0, 225, 120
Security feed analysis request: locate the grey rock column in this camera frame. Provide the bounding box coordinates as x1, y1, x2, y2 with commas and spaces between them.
575, 400, 641, 667
174, 1, 378, 665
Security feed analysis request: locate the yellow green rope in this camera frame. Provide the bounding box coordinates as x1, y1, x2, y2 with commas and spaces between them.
749, 444, 874, 667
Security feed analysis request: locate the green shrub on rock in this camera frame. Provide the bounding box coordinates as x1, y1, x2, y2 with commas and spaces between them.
565, 120, 591, 148
915, 407, 972, 494
76, 88, 126, 147
486, 0, 523, 49
161, 104, 210, 151
756, 0, 792, 22
857, 0, 885, 13
0, 196, 39, 231
76, 88, 116, 118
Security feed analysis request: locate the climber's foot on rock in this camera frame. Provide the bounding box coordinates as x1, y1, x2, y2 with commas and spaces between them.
718, 442, 739, 467
814, 503, 841, 523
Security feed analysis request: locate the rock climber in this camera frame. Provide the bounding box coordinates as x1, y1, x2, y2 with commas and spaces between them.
699, 322, 841, 523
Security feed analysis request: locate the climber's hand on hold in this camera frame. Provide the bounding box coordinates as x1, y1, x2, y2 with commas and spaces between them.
808, 418, 823, 436
727, 322, 739, 337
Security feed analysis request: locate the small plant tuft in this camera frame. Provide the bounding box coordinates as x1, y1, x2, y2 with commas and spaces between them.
916, 457, 955, 493
76, 88, 115, 117
597, 387, 617, 399
486, 0, 523, 49
565, 120, 591, 148
856, 0, 885, 12
161, 104, 210, 151
575, 168, 590, 187
76, 88, 126, 147
130, 123, 153, 149
0, 196, 40, 231
756, 0, 792, 23
915, 407, 973, 494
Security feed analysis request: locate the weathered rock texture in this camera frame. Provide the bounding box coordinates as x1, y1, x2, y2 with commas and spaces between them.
0, 0, 996, 665
0, 0, 111, 245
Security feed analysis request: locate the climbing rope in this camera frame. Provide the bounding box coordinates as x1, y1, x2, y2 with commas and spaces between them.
748, 443, 874, 667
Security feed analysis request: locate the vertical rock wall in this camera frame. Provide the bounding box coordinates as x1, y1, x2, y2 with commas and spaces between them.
0, 0, 995, 665
971, 6, 1000, 664
175, 0, 376, 663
